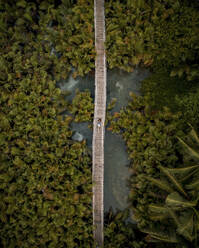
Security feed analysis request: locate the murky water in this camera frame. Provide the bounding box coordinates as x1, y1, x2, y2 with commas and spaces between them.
57, 68, 149, 215
104, 131, 129, 212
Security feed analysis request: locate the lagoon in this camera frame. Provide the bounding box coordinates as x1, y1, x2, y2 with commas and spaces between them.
58, 67, 149, 216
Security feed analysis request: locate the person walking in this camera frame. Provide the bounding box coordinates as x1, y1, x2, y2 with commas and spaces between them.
97, 118, 101, 130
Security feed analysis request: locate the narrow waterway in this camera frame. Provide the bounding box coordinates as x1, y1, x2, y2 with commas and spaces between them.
57, 67, 149, 215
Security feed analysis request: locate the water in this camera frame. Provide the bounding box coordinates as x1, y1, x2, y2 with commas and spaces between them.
104, 131, 130, 212
57, 67, 149, 215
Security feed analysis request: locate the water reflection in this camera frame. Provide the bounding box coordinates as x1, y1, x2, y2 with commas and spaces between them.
57, 68, 149, 214
107, 68, 148, 113
104, 131, 129, 212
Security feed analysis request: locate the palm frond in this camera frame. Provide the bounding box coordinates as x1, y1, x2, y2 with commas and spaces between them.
159, 166, 188, 198
177, 137, 199, 160
166, 192, 196, 208
177, 211, 194, 242
181, 168, 199, 183
186, 179, 199, 190
144, 176, 173, 193
188, 124, 199, 144
166, 165, 199, 175
141, 227, 180, 243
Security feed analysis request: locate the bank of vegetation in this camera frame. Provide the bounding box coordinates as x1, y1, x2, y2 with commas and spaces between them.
106, 0, 199, 247
1, 0, 199, 247
0, 0, 94, 247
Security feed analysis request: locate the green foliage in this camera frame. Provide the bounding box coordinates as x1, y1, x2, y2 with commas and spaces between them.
109, 93, 189, 244
104, 208, 147, 248
107, 98, 117, 111
141, 70, 199, 129
175, 88, 199, 131
105, 0, 199, 81
143, 127, 199, 245
47, 0, 95, 79
141, 71, 198, 111
1, 0, 199, 81
0, 1, 94, 247
0, 0, 95, 83
1, 0, 199, 246
0, 75, 94, 248
110, 94, 199, 246
69, 89, 94, 122
104, 208, 182, 248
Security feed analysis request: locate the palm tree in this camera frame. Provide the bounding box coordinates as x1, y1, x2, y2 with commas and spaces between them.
143, 126, 199, 246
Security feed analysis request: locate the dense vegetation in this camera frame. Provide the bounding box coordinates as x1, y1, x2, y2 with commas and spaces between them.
109, 94, 198, 246
69, 90, 94, 123
1, 0, 199, 247
105, 0, 199, 81
0, 0, 95, 247
141, 72, 199, 130
105, 1, 199, 246
104, 209, 147, 248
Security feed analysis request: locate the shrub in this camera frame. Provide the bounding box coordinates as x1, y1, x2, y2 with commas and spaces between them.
140, 71, 196, 112
0, 1, 94, 247
109, 93, 190, 246
105, 0, 199, 81
142, 127, 199, 246
104, 208, 147, 248
0, 71, 94, 248
175, 88, 199, 131
141, 70, 199, 129
69, 90, 94, 122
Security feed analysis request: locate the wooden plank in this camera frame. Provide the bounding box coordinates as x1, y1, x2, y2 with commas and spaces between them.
93, 0, 106, 246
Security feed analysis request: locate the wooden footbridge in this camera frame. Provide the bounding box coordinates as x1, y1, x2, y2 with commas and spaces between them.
92, 0, 106, 246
